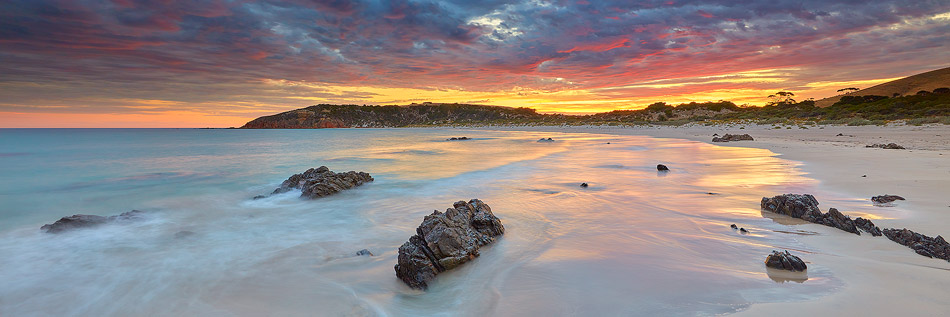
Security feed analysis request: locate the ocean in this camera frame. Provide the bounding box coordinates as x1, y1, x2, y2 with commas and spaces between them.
0, 128, 842, 316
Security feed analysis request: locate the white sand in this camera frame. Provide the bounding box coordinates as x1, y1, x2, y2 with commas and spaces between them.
470, 123, 950, 315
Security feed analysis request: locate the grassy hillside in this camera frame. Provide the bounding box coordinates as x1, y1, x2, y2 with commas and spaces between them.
816, 66, 950, 107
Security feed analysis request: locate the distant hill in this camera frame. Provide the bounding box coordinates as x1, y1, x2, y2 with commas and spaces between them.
240, 103, 547, 128
816, 66, 950, 107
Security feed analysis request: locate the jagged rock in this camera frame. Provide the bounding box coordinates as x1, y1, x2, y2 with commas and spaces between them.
739, 228, 749, 234
765, 250, 807, 271
537, 138, 555, 142
866, 143, 905, 149
356, 249, 374, 256
394, 199, 504, 290
872, 195, 905, 204
580, 183, 589, 188
41, 210, 146, 233
761, 194, 874, 235
656, 164, 669, 171
760, 194, 823, 219
883, 228, 950, 262
271, 166, 373, 199
854, 217, 883, 236
712, 134, 754, 142
730, 224, 738, 229
447, 137, 470, 141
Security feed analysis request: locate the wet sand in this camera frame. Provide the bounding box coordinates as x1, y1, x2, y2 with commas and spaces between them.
472, 124, 950, 315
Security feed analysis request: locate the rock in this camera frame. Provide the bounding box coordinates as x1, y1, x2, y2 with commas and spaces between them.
252, 195, 267, 200
356, 249, 374, 256
882, 228, 950, 262
580, 183, 589, 188
41, 210, 147, 233
656, 164, 669, 171
271, 166, 374, 199
537, 138, 555, 142
713, 133, 719, 136
761, 194, 873, 235
394, 199, 504, 290
836, 133, 844, 136
739, 228, 749, 234
865, 143, 905, 149
712, 134, 754, 142
730, 224, 738, 229
854, 217, 883, 236
871, 195, 905, 204
447, 137, 470, 141
764, 250, 807, 271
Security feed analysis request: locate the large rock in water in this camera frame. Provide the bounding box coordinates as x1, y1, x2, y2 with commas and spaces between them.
871, 194, 905, 204
761, 194, 881, 236
272, 166, 373, 199
765, 250, 807, 271
395, 199, 504, 290
41, 210, 146, 233
882, 228, 950, 262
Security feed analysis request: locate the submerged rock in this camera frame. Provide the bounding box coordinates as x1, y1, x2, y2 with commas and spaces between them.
866, 143, 905, 149
882, 228, 950, 262
447, 137, 470, 141
580, 183, 589, 188
656, 164, 669, 171
730, 224, 738, 229
765, 250, 807, 271
871, 195, 905, 204
356, 249, 374, 256
537, 138, 555, 142
394, 199, 504, 290
712, 134, 754, 142
41, 210, 146, 233
271, 166, 373, 199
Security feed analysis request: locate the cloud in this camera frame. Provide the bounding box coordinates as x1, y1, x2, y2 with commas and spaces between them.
0, 0, 948, 126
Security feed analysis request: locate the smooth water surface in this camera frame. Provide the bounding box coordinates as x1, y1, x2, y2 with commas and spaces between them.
0, 128, 846, 316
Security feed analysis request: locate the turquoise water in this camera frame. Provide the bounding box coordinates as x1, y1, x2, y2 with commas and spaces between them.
0, 128, 840, 316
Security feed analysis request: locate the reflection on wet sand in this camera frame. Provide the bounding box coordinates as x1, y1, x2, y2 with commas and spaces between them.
766, 267, 809, 283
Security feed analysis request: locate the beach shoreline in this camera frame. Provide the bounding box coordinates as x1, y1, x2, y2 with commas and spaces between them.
468, 123, 950, 315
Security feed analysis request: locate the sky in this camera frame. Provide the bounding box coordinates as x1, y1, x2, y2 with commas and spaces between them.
1, 0, 949, 128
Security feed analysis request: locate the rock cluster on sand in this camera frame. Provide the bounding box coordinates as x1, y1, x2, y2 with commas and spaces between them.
871, 195, 905, 204
712, 134, 754, 142
394, 199, 505, 290
866, 143, 905, 149
760, 194, 881, 236
447, 137, 470, 141
271, 166, 373, 199
41, 210, 146, 233
883, 228, 950, 261
765, 250, 807, 271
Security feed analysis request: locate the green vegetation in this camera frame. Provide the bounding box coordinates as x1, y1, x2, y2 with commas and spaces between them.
242, 88, 950, 128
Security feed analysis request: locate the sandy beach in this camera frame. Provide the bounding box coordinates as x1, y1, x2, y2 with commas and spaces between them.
470, 123, 950, 315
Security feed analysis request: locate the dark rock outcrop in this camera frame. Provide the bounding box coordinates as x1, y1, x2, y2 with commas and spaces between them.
872, 195, 905, 204
765, 250, 807, 271
537, 138, 555, 142
394, 199, 504, 290
712, 134, 754, 142
761, 194, 878, 235
854, 217, 883, 236
271, 166, 373, 199
580, 183, 589, 188
866, 143, 905, 149
883, 228, 950, 261
447, 137, 470, 141
656, 164, 669, 171
41, 210, 146, 233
